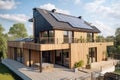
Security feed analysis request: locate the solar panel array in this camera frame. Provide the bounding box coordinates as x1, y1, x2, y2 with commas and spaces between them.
50, 12, 92, 29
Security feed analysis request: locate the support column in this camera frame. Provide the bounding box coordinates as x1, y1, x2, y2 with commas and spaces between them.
62, 50, 64, 66
69, 44, 72, 68
29, 49, 31, 67
20, 48, 22, 63
39, 51, 42, 72
52, 50, 55, 64
14, 48, 17, 60
55, 50, 56, 64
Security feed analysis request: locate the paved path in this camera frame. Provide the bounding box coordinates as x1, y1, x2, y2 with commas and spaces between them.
2, 59, 89, 80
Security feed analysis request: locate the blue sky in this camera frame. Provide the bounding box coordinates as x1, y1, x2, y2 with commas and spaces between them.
0, 0, 120, 36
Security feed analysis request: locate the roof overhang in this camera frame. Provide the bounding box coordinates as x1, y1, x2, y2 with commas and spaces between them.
28, 18, 33, 22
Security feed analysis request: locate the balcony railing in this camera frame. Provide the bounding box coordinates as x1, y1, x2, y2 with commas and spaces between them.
34, 37, 113, 44
39, 37, 55, 44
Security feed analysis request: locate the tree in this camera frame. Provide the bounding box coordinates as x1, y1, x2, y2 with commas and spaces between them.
8, 23, 28, 40
29, 35, 33, 38
96, 35, 105, 42
115, 28, 120, 52
0, 24, 5, 33
105, 36, 114, 42
0, 24, 7, 62
115, 28, 120, 46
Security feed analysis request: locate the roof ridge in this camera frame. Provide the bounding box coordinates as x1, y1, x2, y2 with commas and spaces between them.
35, 8, 81, 19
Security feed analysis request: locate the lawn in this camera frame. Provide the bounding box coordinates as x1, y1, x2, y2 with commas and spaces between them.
0, 63, 23, 80
115, 69, 120, 74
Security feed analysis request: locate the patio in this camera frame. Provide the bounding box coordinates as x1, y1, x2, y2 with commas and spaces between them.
2, 59, 119, 80
91, 59, 119, 72
2, 59, 90, 80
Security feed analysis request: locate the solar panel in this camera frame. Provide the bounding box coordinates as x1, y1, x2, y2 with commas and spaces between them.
50, 12, 92, 29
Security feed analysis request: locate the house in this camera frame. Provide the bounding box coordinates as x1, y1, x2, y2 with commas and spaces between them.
7, 8, 113, 72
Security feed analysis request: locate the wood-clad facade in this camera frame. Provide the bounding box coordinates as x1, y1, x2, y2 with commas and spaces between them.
7, 8, 113, 72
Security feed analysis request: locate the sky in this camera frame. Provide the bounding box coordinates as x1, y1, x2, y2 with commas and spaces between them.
0, 0, 120, 37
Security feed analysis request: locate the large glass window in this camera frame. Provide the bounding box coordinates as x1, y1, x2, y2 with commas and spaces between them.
41, 31, 48, 37
87, 33, 94, 42
40, 30, 54, 43
89, 47, 97, 63
64, 31, 73, 43
64, 31, 68, 37
64, 31, 69, 43
48, 30, 54, 43
49, 30, 54, 37
68, 31, 73, 43
55, 50, 69, 67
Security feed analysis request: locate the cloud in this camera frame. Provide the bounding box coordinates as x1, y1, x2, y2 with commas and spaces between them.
92, 21, 115, 36
74, 0, 81, 4
0, 14, 29, 22
40, 3, 70, 15
84, 0, 120, 19
85, 0, 106, 13
84, 0, 120, 36
0, 0, 17, 10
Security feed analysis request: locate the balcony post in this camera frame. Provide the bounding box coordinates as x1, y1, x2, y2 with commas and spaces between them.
39, 51, 42, 72
20, 48, 22, 63
29, 49, 31, 67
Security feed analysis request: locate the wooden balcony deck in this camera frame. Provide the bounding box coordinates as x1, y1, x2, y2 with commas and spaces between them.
8, 41, 113, 51
8, 41, 25, 48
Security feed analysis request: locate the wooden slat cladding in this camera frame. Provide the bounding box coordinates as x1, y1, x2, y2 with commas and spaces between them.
23, 43, 40, 51
69, 42, 113, 68
8, 41, 24, 48
8, 41, 113, 51
40, 44, 69, 51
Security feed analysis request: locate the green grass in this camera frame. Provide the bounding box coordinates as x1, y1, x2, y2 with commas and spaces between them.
115, 69, 120, 74
0, 63, 22, 80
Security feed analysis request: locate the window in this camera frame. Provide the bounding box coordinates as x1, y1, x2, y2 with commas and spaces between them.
87, 33, 94, 42
40, 30, 54, 43
64, 31, 73, 43
64, 31, 68, 37
49, 30, 54, 37
41, 30, 54, 37
41, 31, 48, 37
64, 31, 68, 43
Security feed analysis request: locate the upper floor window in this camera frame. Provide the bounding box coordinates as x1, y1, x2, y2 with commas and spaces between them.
41, 30, 54, 37
41, 31, 48, 37
64, 31, 73, 43
49, 30, 54, 37
87, 33, 94, 42
64, 31, 68, 37
40, 30, 54, 44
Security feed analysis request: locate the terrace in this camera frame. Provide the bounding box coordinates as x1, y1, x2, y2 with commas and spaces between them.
2, 59, 90, 80
8, 37, 113, 51
2, 58, 119, 80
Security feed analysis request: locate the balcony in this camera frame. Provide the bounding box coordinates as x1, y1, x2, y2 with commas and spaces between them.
8, 37, 113, 51
8, 41, 25, 48
37, 37, 113, 44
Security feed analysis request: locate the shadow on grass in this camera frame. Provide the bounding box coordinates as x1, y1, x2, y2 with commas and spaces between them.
0, 63, 23, 80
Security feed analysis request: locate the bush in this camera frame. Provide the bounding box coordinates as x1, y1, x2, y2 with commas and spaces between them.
74, 60, 84, 68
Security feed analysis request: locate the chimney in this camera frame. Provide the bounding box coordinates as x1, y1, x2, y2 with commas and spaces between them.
52, 9, 56, 13
78, 16, 82, 19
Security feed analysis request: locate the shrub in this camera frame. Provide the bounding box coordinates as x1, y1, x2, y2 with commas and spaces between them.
74, 60, 84, 68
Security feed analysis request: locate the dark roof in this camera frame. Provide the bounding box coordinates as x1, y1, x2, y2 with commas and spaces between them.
15, 38, 33, 42
28, 18, 33, 22
32, 8, 100, 33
